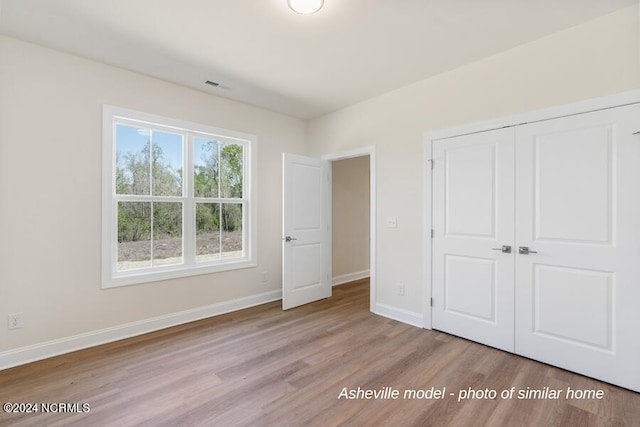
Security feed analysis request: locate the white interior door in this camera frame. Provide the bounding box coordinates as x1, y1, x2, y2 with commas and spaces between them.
282, 153, 331, 310
432, 127, 516, 352
514, 104, 640, 392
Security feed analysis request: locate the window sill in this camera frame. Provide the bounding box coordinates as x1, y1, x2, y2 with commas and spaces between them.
101, 258, 257, 289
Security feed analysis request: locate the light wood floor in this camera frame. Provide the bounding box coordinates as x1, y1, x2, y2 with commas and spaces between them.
0, 279, 638, 426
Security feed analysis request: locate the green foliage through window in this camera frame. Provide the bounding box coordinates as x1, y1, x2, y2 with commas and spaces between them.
194, 138, 243, 199
113, 121, 247, 272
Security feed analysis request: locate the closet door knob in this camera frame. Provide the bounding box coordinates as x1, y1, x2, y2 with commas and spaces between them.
518, 246, 538, 255
492, 245, 511, 253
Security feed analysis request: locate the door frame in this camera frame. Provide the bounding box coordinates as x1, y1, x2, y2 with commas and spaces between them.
423, 89, 640, 329
322, 146, 376, 313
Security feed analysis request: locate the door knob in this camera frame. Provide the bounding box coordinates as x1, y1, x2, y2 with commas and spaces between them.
491, 245, 512, 253
518, 246, 538, 255
284, 236, 297, 242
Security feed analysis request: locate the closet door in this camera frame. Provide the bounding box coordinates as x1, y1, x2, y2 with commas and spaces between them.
432, 128, 515, 352
514, 104, 640, 392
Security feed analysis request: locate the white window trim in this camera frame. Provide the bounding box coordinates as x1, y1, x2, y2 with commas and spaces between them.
102, 105, 258, 288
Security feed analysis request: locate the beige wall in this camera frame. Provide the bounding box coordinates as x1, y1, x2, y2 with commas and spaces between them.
309, 5, 640, 317
0, 36, 307, 352
332, 156, 370, 281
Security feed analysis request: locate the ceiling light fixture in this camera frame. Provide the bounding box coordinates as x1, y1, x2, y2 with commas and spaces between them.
288, 0, 324, 15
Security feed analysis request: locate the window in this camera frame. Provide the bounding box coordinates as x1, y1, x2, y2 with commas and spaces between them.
102, 106, 257, 287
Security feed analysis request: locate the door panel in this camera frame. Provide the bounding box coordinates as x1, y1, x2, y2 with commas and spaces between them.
515, 104, 640, 392
291, 243, 322, 290
445, 143, 497, 237
432, 127, 515, 352
282, 154, 331, 310
444, 255, 497, 321
533, 124, 613, 244
292, 163, 322, 230
532, 264, 612, 350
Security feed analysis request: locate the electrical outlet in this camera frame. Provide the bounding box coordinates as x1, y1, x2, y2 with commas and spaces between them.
397, 283, 405, 296
261, 271, 269, 283
8, 313, 23, 330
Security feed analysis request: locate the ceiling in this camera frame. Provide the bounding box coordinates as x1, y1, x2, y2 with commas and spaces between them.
0, 0, 637, 119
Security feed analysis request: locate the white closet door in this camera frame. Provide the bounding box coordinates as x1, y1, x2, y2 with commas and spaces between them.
514, 104, 640, 392
432, 128, 516, 352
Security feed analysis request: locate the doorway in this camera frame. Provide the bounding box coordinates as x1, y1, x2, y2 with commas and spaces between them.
331, 156, 370, 284
281, 147, 376, 311
323, 147, 376, 312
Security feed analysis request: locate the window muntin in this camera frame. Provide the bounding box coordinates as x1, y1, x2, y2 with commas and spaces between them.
103, 106, 256, 288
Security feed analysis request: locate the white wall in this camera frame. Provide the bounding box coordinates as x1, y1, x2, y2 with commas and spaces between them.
0, 36, 307, 355
308, 6, 640, 320
332, 156, 370, 282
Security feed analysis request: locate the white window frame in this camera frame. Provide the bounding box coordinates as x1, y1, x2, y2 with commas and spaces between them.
102, 105, 257, 288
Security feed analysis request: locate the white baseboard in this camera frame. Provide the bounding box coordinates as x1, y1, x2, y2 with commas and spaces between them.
332, 270, 370, 286
0, 289, 282, 371
374, 303, 423, 328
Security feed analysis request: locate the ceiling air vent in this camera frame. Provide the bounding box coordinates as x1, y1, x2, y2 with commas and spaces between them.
205, 80, 220, 87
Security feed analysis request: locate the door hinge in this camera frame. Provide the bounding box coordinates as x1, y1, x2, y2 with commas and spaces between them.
427, 159, 434, 170
431, 229, 434, 238
430, 297, 434, 307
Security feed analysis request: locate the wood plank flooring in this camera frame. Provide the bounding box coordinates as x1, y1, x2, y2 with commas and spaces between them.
1, 279, 638, 426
